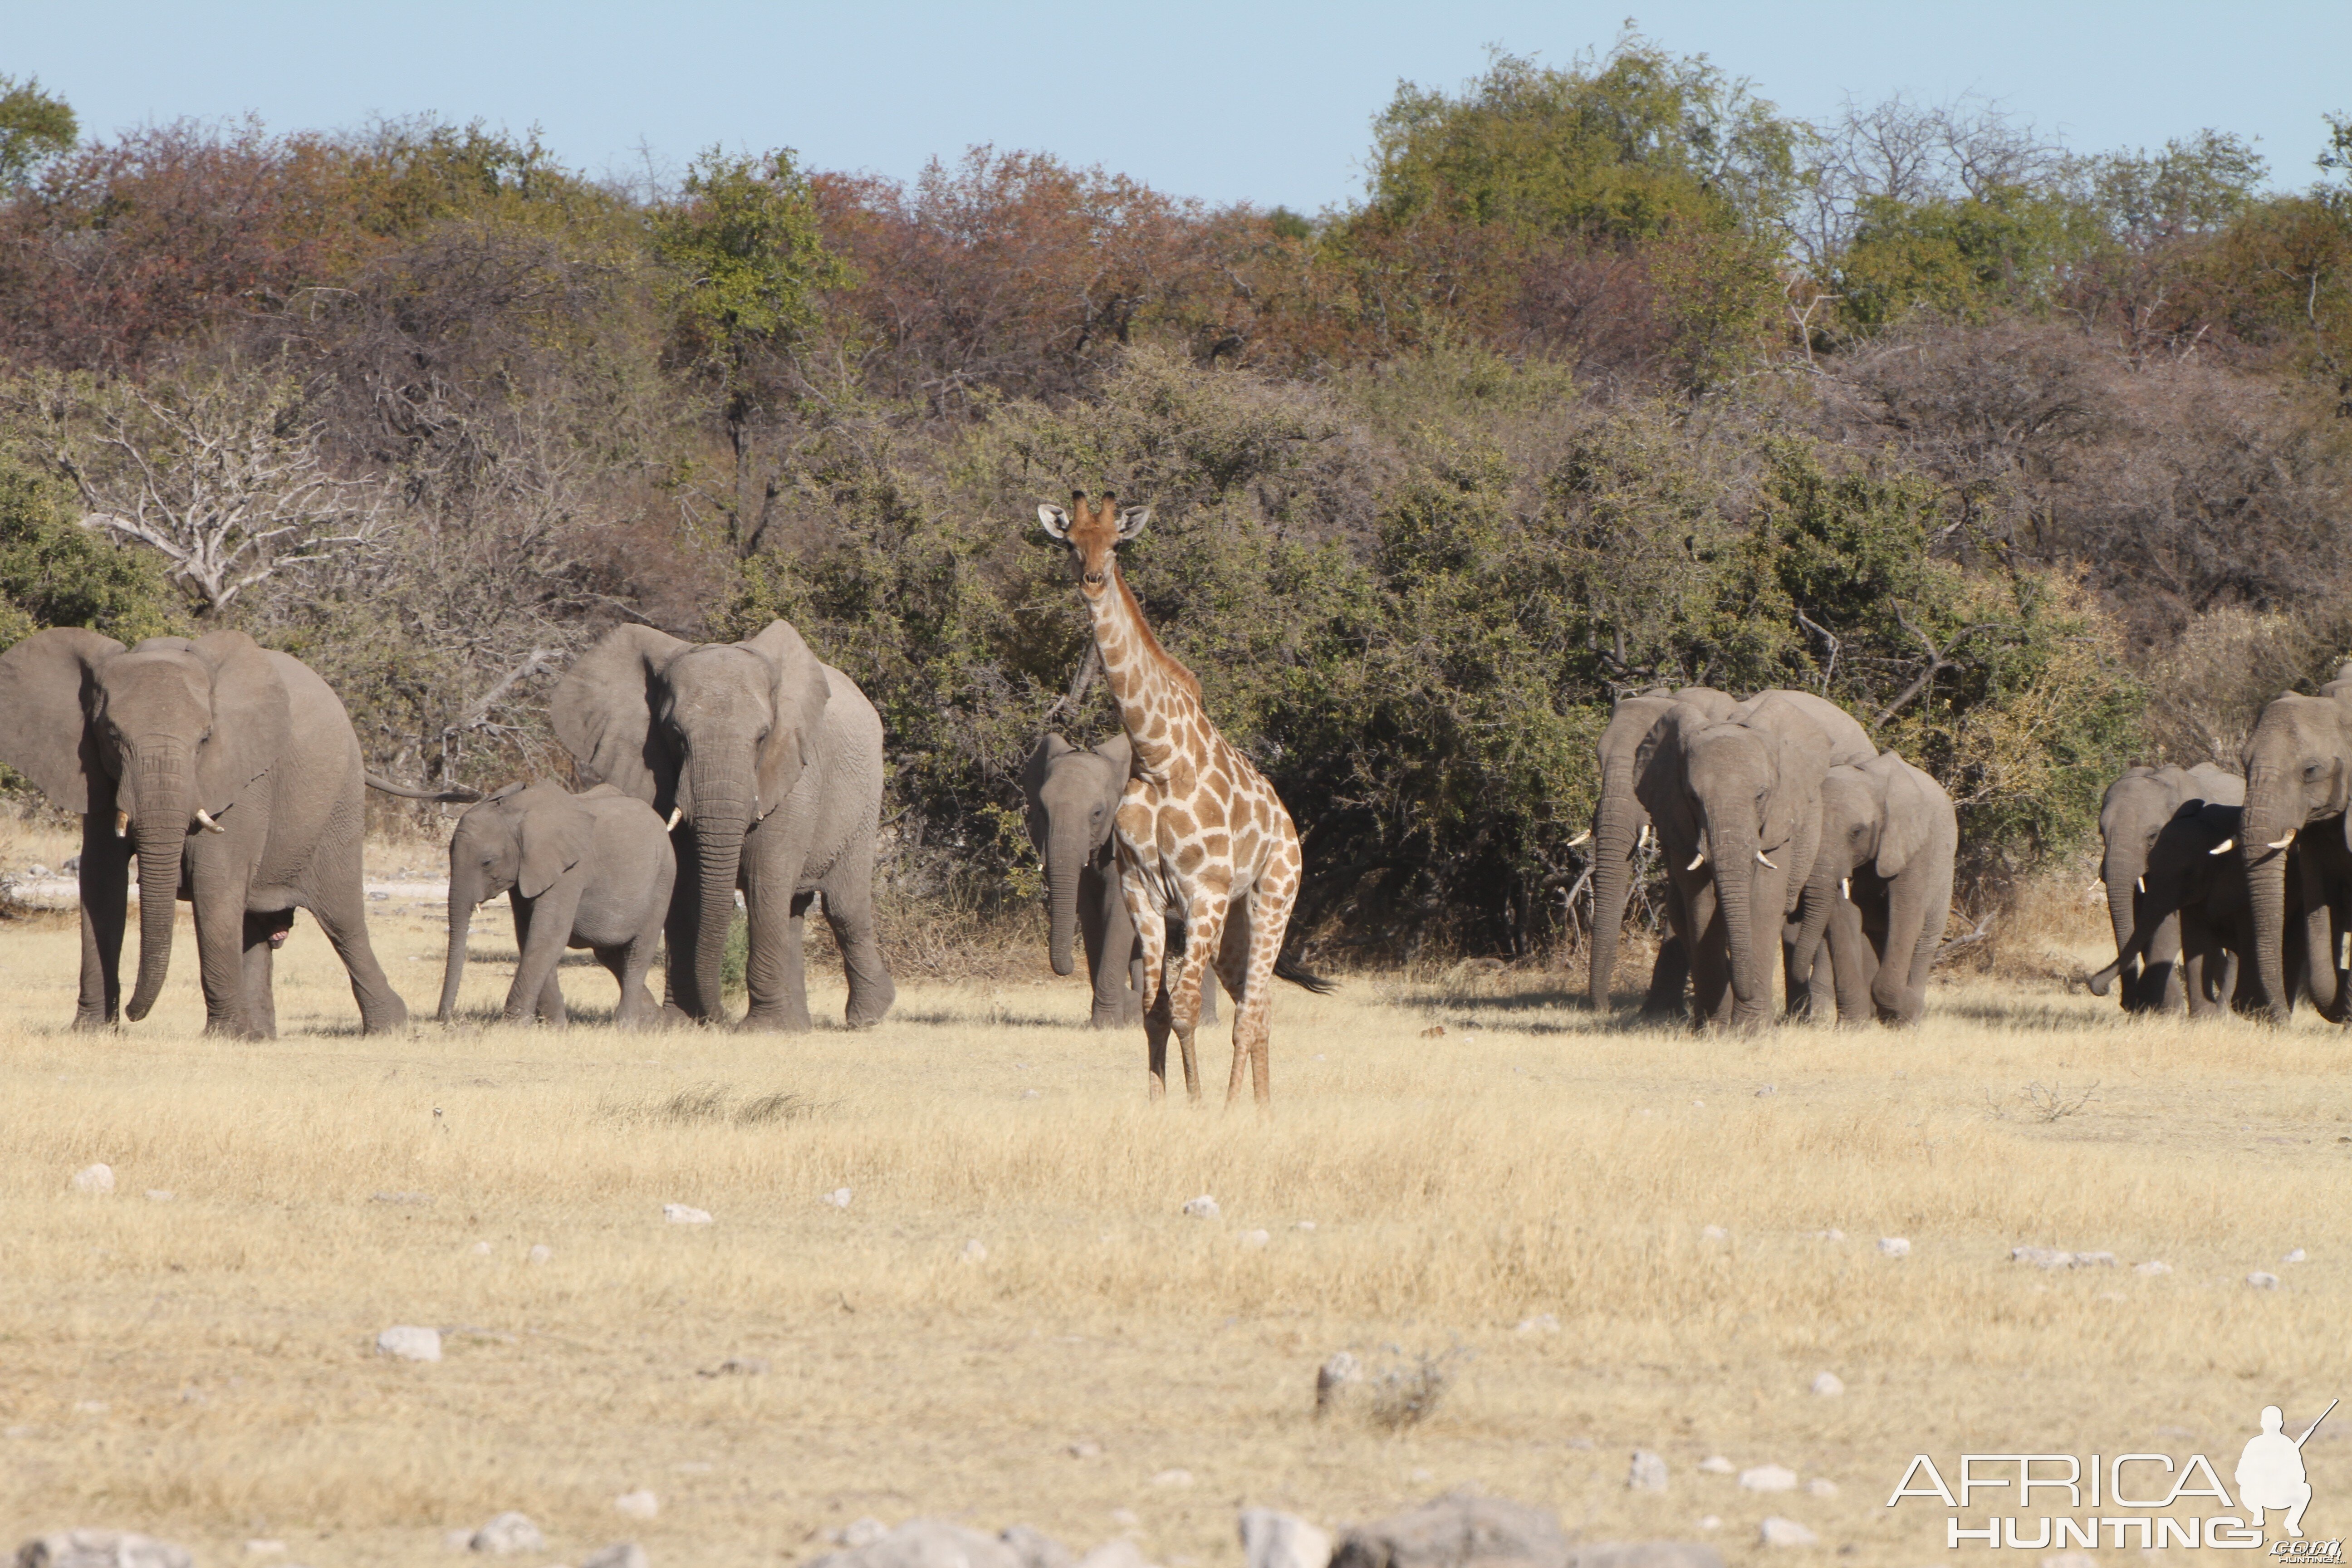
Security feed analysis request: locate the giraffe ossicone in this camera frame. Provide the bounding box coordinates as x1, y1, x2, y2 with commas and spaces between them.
1037, 490, 1328, 1104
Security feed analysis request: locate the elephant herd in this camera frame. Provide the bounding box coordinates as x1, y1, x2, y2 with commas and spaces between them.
1583, 685, 1959, 1027
0, 620, 897, 1037
2093, 662, 2352, 1024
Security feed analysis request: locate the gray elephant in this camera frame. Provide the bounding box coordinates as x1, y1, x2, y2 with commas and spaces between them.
1787, 750, 1957, 1024
1583, 685, 1739, 1014
1019, 732, 1216, 1029
2236, 670, 2352, 1022
0, 628, 407, 1036
2096, 763, 2244, 1012
2089, 803, 2274, 1017
436, 781, 676, 1028
552, 620, 894, 1030
1635, 691, 1843, 1027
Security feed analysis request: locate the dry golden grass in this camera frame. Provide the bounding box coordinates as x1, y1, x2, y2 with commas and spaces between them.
3, 877, 2349, 1566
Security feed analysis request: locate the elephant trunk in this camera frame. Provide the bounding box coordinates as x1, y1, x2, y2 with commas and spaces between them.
2241, 779, 2296, 1023
1788, 864, 1838, 998
2103, 858, 2144, 1012
124, 742, 192, 1023
439, 871, 480, 1023
686, 755, 752, 1021
1045, 820, 1090, 977
1585, 785, 1645, 1009
1713, 820, 1773, 1027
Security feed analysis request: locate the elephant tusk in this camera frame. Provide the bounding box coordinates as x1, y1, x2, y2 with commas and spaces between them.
666, 808, 682, 831
1755, 851, 1776, 869
2209, 838, 2235, 855
194, 808, 225, 834
1841, 878, 1850, 900
1639, 824, 1654, 850
113, 809, 129, 838
2136, 876, 2145, 894
1686, 851, 1706, 871
2268, 829, 2297, 849
1567, 829, 1592, 847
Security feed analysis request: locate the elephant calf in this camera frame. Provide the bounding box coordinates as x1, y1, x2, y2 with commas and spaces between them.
1020, 732, 1215, 1029
1788, 751, 1957, 1025
439, 781, 676, 1028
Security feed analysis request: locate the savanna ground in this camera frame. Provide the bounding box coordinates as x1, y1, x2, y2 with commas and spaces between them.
3, 819, 2349, 1567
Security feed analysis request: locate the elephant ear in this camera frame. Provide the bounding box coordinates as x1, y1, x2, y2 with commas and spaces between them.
1874, 758, 1934, 879
1090, 732, 1133, 816
0, 627, 124, 813
1022, 733, 1073, 809
552, 624, 691, 809
517, 792, 593, 900
189, 631, 289, 816
1758, 729, 1826, 852
741, 620, 832, 816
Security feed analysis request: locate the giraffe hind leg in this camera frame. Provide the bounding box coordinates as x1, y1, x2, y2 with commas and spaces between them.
1214, 901, 1252, 1100
1238, 844, 1304, 1106
1175, 892, 1232, 1105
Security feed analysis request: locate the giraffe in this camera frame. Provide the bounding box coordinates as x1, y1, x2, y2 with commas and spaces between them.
1038, 490, 1331, 1104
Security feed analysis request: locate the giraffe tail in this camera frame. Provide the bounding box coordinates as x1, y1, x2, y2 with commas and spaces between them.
1274, 951, 1337, 995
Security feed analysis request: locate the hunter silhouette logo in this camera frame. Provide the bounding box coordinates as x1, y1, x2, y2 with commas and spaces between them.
2240, 1399, 2333, 1540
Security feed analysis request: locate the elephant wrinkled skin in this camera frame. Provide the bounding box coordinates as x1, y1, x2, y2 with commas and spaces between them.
438, 781, 676, 1028
1019, 732, 1215, 1029
0, 628, 407, 1037
1584, 686, 1738, 1014
2237, 668, 2352, 1023
552, 620, 895, 1031
2090, 802, 2269, 1017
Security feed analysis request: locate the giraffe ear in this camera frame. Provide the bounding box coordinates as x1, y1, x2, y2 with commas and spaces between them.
1038, 503, 1072, 540
1116, 505, 1151, 542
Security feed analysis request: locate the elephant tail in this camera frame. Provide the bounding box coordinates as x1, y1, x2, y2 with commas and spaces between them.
368, 772, 485, 804
1274, 950, 1338, 995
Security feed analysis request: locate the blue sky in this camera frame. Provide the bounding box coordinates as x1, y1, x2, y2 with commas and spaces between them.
8, 1, 2346, 209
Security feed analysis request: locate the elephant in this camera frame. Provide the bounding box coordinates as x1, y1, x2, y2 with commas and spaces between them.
1787, 750, 1958, 1024
1583, 685, 1739, 1014
2088, 803, 2276, 1017
2237, 669, 2352, 1023
2095, 763, 2244, 1012
1634, 691, 1841, 1027
552, 619, 896, 1031
1019, 732, 1216, 1029
0, 628, 407, 1036
436, 780, 676, 1028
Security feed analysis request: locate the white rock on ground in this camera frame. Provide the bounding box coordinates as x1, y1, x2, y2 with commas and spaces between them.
70, 1163, 114, 1194
1701, 1225, 1727, 1241
1626, 1450, 1668, 1491
1758, 1517, 1818, 1547
1696, 1515, 1722, 1530
1697, 1456, 1734, 1474
1240, 1230, 1270, 1248
1811, 1372, 1844, 1396
1314, 1352, 1362, 1415
1739, 1465, 1798, 1492
961, 1239, 989, 1263
823, 1188, 853, 1208
146, 1190, 174, 1202
1074, 1543, 1151, 1568
1239, 1509, 1332, 1568
15, 1529, 194, 1568
1806, 1478, 1838, 1498
528, 1245, 553, 1264
662, 1204, 713, 1225
834, 1519, 888, 1548
1514, 1314, 1560, 1335
1878, 1237, 1910, 1257
1182, 1195, 1220, 1219
2248, 1271, 2281, 1289
2135, 1260, 2171, 1276
582, 1546, 649, 1568
2011, 1245, 2115, 1269
471, 1241, 492, 1256
614, 1489, 658, 1519
2286, 1248, 2308, 1263
469, 1514, 545, 1554
1294, 1220, 1317, 1231
377, 1325, 443, 1362
1151, 1468, 1194, 1487
1817, 1228, 1843, 1242
245, 1541, 287, 1556
1001, 1524, 1074, 1568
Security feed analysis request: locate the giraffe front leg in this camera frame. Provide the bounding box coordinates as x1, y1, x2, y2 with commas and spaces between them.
1119, 857, 1173, 1101
1171, 886, 1232, 1105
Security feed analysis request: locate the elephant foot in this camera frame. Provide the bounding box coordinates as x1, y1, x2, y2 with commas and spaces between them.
70, 1009, 118, 1031
204, 1016, 274, 1041
361, 995, 410, 1034
738, 1006, 813, 1033
843, 975, 897, 1029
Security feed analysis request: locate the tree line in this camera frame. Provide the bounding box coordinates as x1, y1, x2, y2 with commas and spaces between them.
0, 34, 2348, 959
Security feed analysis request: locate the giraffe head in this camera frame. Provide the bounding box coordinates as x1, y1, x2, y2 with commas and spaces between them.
1038, 490, 1150, 600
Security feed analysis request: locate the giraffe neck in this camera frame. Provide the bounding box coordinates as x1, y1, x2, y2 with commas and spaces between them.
1088, 566, 1198, 774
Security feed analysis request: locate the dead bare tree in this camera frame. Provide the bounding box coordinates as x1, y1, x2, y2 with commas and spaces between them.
1, 368, 388, 615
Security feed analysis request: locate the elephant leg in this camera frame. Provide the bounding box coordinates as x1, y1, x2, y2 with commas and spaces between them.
1080, 864, 1130, 1029
303, 833, 408, 1035
1804, 932, 1837, 1020
1826, 898, 1876, 1022
1121, 860, 1174, 1100
820, 853, 896, 1029
608, 936, 660, 1029
75, 810, 129, 1028
539, 965, 568, 1027
1638, 933, 1690, 1019
1682, 876, 1731, 1027
738, 888, 814, 1033
240, 910, 286, 1040
659, 844, 706, 1024
511, 892, 577, 1027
